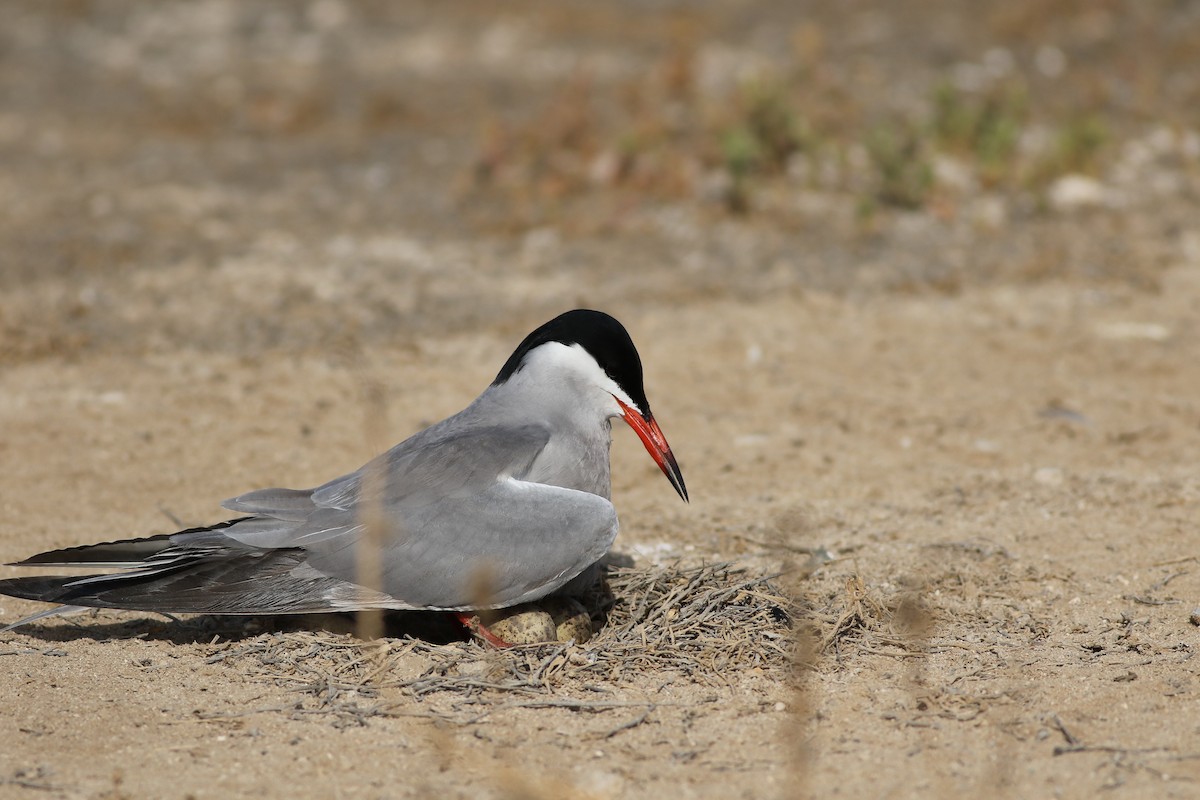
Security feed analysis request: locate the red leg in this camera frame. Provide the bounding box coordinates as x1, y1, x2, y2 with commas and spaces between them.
454, 612, 513, 648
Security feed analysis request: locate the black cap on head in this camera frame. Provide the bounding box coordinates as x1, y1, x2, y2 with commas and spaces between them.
493, 309, 651, 413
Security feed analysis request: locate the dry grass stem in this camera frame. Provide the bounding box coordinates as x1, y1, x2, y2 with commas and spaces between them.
204, 562, 799, 726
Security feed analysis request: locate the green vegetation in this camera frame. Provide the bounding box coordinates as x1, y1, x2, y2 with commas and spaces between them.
931, 81, 1027, 185
1030, 114, 1109, 185
865, 121, 934, 210
471, 55, 1114, 222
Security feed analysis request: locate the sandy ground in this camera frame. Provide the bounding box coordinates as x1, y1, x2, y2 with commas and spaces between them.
3, 3, 1200, 799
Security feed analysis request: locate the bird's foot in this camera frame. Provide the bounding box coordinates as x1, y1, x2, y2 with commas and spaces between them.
453, 612, 513, 648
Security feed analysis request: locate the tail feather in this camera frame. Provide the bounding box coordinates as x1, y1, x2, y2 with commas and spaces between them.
0, 555, 352, 617
8, 520, 242, 568
1, 518, 405, 628
1, 604, 91, 633
0, 552, 213, 608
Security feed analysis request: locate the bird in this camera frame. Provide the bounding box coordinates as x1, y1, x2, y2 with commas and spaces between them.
0, 310, 688, 644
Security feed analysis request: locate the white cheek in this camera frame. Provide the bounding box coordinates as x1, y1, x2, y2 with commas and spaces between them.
519, 342, 642, 419
598, 389, 624, 417
601, 380, 637, 415
564, 345, 640, 415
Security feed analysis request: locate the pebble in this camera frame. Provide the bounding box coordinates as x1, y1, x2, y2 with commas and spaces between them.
1093, 321, 1171, 342
1048, 174, 1107, 211
1034, 467, 1064, 486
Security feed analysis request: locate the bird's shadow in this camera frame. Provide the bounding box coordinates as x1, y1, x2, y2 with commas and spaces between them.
4, 610, 468, 647
2, 555, 627, 647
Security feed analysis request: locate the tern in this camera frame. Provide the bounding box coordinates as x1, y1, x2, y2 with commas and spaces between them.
0, 310, 687, 643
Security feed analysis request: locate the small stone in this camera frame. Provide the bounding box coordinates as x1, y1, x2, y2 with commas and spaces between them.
1093, 322, 1171, 342
1048, 174, 1107, 211
454, 659, 493, 679
1189, 608, 1200, 627
1034, 467, 1064, 486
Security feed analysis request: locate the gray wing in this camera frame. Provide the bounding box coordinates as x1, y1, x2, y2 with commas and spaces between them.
2, 422, 616, 620
223, 423, 619, 610
307, 477, 618, 610
224, 421, 549, 516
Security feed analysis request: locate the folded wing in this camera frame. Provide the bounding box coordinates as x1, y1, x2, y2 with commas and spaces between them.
1, 421, 618, 622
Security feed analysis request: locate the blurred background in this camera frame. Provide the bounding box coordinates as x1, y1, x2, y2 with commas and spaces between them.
2, 0, 1198, 360
3, 4, 1200, 798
